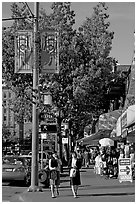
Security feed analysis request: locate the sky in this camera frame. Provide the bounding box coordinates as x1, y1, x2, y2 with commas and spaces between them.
2, 1, 135, 65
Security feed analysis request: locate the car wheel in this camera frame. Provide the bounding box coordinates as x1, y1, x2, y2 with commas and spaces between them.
39, 170, 49, 187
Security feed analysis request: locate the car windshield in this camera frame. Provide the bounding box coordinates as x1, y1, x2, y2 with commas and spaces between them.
29, 152, 48, 159
2, 157, 24, 165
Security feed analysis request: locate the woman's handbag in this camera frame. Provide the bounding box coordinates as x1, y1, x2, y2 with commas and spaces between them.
70, 168, 76, 177
50, 170, 57, 180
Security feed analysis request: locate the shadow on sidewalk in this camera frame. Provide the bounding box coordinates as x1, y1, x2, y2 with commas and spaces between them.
79, 192, 135, 197
60, 179, 70, 184
80, 184, 135, 190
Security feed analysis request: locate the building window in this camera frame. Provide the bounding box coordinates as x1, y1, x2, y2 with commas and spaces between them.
4, 109, 6, 114
9, 92, 11, 98
9, 113, 14, 127
3, 100, 6, 106
3, 93, 6, 98
4, 115, 6, 121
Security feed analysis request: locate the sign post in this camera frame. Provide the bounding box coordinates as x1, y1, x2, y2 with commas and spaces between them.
118, 158, 133, 183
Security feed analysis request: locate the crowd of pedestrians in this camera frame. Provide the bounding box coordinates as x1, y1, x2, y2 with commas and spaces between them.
93, 143, 135, 179
45, 142, 135, 199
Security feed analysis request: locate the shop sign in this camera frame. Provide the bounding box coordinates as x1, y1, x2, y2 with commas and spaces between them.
118, 158, 132, 183
128, 124, 135, 134
62, 138, 68, 144
42, 133, 57, 141
42, 113, 57, 124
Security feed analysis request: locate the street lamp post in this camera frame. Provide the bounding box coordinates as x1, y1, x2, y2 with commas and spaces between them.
28, 2, 39, 192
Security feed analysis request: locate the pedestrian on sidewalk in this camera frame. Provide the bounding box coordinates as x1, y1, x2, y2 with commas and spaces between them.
94, 152, 102, 175
83, 150, 90, 167
49, 151, 62, 198
68, 151, 82, 198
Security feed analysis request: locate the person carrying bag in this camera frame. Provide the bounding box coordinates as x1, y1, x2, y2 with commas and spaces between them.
49, 151, 61, 198
70, 168, 77, 178
68, 152, 82, 198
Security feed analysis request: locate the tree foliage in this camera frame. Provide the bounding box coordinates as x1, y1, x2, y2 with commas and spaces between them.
2, 2, 125, 141
73, 3, 117, 127
2, 3, 33, 124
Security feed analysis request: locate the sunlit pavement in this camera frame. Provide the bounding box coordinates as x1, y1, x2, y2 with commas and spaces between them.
10, 167, 135, 202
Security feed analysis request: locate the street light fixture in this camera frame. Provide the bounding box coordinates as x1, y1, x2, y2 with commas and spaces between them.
43, 92, 52, 106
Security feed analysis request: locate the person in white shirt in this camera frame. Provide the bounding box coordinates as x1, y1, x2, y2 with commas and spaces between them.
94, 153, 102, 174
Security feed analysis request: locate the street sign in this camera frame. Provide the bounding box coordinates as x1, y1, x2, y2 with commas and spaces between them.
41, 133, 47, 139
118, 158, 133, 183
40, 112, 57, 124
15, 30, 33, 73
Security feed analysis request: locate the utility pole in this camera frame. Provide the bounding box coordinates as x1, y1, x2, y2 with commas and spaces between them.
28, 2, 39, 192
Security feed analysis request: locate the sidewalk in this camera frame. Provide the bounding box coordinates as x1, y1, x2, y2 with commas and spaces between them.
10, 167, 135, 202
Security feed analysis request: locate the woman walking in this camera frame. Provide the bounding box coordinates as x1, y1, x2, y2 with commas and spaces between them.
49, 151, 62, 198
68, 152, 82, 198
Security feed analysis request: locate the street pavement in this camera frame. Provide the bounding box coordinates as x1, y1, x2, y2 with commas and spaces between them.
10, 166, 135, 202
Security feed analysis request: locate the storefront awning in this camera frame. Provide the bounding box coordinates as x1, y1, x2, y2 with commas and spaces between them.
98, 110, 122, 130
127, 105, 135, 126
77, 129, 112, 146
127, 130, 135, 143
116, 104, 135, 137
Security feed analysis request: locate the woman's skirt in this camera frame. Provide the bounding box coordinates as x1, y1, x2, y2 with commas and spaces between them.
50, 171, 60, 186
70, 169, 81, 186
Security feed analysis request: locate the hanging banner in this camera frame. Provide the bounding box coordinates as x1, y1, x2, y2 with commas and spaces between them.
41, 30, 59, 74
15, 30, 33, 73
118, 158, 133, 183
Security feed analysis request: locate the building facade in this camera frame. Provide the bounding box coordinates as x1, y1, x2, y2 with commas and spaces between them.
2, 83, 32, 148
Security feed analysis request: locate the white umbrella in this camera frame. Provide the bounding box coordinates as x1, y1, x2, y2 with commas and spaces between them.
99, 138, 114, 147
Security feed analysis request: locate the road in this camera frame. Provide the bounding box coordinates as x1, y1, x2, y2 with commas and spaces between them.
2, 168, 135, 202
2, 182, 27, 202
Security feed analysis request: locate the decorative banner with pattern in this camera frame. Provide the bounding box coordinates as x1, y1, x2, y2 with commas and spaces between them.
41, 30, 59, 74
15, 30, 33, 73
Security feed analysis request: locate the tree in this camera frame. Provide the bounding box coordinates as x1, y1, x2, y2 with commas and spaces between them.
2, 3, 33, 151
2, 126, 18, 153
2, 2, 77, 157
72, 2, 118, 135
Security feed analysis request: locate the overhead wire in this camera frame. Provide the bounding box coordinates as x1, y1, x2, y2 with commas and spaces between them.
24, 2, 34, 18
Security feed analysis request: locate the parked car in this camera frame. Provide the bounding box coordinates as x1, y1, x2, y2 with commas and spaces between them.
2, 154, 50, 187
28, 151, 49, 163
2, 155, 31, 186
5, 152, 15, 156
